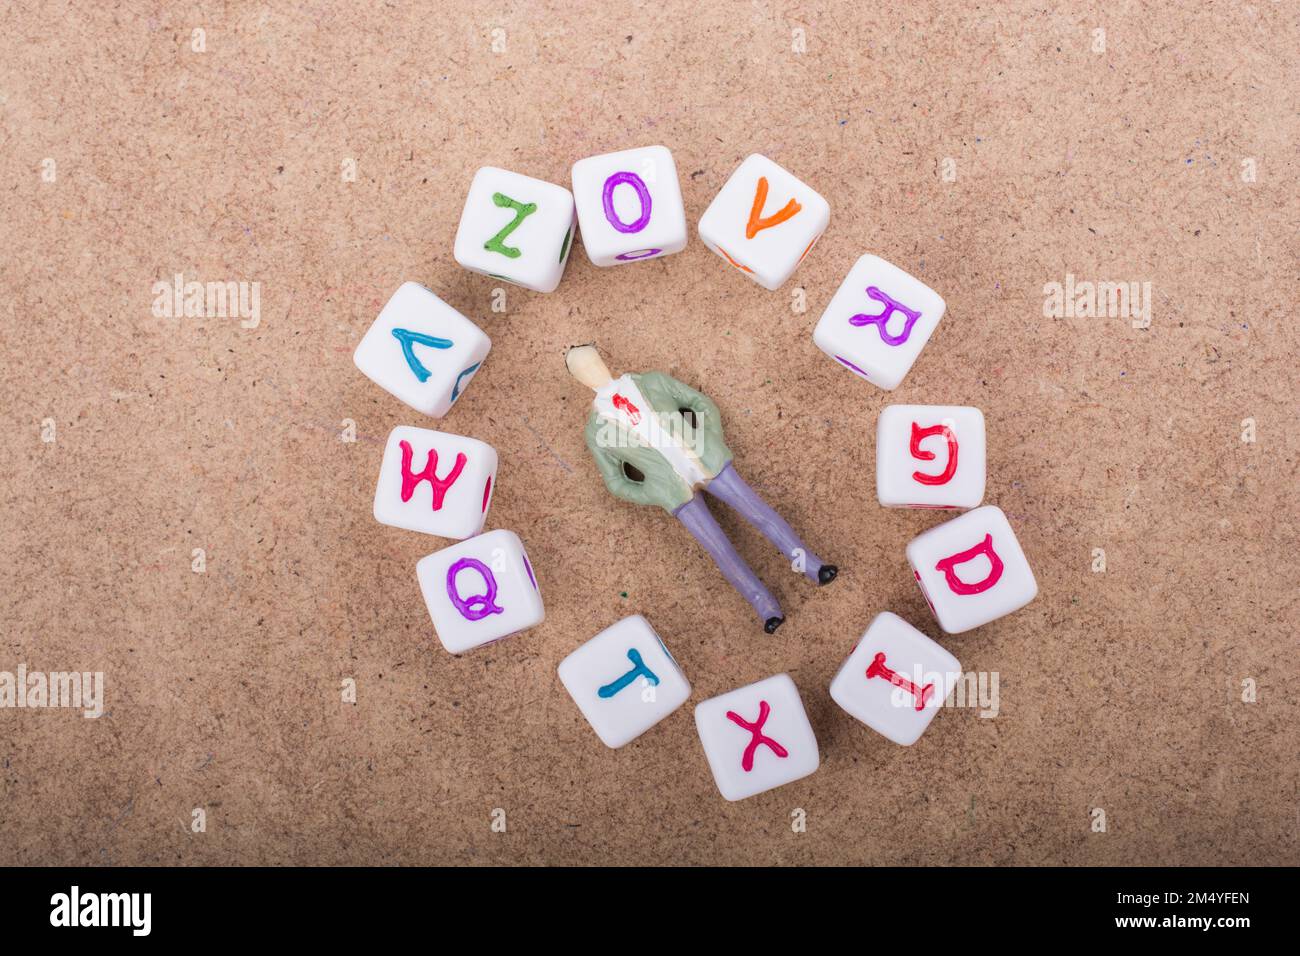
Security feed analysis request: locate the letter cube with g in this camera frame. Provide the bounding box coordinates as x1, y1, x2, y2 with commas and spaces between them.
571, 145, 688, 266
453, 166, 576, 292
906, 506, 1037, 634
557, 614, 691, 748
373, 425, 497, 540
417, 529, 544, 654
876, 405, 986, 510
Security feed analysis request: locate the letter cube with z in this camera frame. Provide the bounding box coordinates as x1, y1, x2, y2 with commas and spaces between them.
571, 145, 687, 266
557, 615, 691, 748
813, 254, 946, 390
829, 612, 961, 745
453, 167, 576, 292
694, 673, 819, 801
417, 530, 544, 654
907, 506, 1037, 634
877, 405, 986, 510
697, 154, 830, 291
373, 426, 497, 540
353, 282, 491, 418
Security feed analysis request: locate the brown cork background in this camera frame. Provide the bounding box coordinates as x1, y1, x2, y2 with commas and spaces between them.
1, 1, 1296, 867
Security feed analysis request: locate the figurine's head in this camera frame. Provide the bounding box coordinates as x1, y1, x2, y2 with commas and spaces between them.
565, 344, 613, 391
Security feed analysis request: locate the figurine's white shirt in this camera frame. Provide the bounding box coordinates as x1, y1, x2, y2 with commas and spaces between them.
593, 375, 710, 488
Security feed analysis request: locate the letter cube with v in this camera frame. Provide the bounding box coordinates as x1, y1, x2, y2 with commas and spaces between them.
697, 154, 830, 291
570, 145, 687, 266
353, 282, 490, 418
453, 167, 576, 292
829, 612, 961, 745
417, 529, 543, 654
557, 614, 691, 748
373, 426, 497, 539
694, 673, 819, 801
906, 505, 1037, 634
876, 405, 986, 510
813, 254, 946, 390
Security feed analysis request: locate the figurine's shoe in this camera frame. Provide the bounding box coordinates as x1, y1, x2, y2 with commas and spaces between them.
764, 615, 785, 634
818, 565, 839, 586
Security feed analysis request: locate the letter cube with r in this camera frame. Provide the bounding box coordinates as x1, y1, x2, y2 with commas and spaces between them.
571, 145, 688, 266
373, 426, 497, 540
454, 167, 576, 292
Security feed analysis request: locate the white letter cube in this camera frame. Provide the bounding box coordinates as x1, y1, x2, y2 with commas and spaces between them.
557, 614, 691, 748
694, 673, 819, 801
416, 529, 544, 654
453, 166, 576, 293
876, 405, 986, 510
697, 154, 829, 291
373, 425, 497, 540
813, 254, 946, 389
906, 505, 1037, 634
829, 612, 961, 745
353, 282, 491, 418
571, 145, 687, 267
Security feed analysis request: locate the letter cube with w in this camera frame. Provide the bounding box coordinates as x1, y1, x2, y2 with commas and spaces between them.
557, 615, 691, 748
373, 426, 497, 539
453, 166, 576, 292
417, 530, 544, 653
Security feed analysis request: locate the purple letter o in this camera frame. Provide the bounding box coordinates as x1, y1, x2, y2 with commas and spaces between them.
602, 171, 652, 234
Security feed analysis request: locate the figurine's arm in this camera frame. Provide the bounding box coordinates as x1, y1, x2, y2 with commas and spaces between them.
584, 409, 688, 511
636, 371, 732, 474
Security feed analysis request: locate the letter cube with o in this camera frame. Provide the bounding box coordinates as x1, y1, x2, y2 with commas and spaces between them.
697, 154, 829, 291
453, 166, 576, 292
373, 425, 497, 540
557, 614, 691, 748
876, 405, 986, 510
906, 506, 1037, 634
353, 282, 490, 418
417, 529, 544, 654
571, 145, 688, 266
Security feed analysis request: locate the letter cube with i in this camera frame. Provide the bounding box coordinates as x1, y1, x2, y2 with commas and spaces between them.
373, 425, 497, 539
416, 530, 544, 654
694, 673, 819, 801
813, 254, 946, 389
829, 612, 961, 745
697, 154, 830, 291
453, 167, 576, 292
557, 614, 691, 748
353, 282, 491, 418
570, 145, 687, 266
876, 405, 986, 510
906, 505, 1037, 634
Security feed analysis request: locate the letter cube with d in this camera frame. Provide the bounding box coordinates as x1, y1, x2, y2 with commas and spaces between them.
571, 145, 687, 266
373, 425, 497, 540
417, 529, 544, 654
453, 167, 576, 292
876, 405, 985, 510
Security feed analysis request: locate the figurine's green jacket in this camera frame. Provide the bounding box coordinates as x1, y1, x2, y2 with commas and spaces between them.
583, 371, 732, 513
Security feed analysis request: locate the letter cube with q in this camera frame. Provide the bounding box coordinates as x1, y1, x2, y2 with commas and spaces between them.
557, 614, 691, 748
417, 529, 544, 654
571, 145, 687, 266
876, 405, 986, 510
694, 673, 819, 801
829, 612, 961, 745
453, 167, 576, 293
906, 505, 1037, 634
697, 154, 829, 291
373, 425, 497, 540
353, 282, 490, 418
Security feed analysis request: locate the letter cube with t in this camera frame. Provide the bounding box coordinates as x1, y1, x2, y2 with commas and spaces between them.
877, 405, 986, 510
571, 145, 687, 266
373, 425, 497, 539
453, 167, 576, 292
416, 529, 543, 654
813, 254, 946, 389
697, 154, 829, 290
829, 612, 961, 745
907, 506, 1037, 634
694, 673, 819, 801
353, 282, 490, 418
557, 614, 691, 748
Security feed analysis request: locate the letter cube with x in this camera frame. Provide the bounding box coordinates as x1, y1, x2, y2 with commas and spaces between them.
453, 166, 576, 292
906, 505, 1038, 634
876, 404, 986, 510
416, 529, 544, 654
373, 425, 497, 539
694, 673, 820, 801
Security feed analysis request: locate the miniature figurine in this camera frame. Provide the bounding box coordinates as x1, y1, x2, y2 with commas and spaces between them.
566, 345, 836, 632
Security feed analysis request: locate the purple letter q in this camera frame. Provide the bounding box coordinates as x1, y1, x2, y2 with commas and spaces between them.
602, 171, 652, 233
447, 557, 505, 621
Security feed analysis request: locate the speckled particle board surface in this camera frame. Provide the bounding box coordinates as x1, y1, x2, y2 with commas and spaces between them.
1, 2, 1296, 866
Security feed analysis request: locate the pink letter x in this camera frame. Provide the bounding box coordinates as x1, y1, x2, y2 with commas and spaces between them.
725, 700, 789, 772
